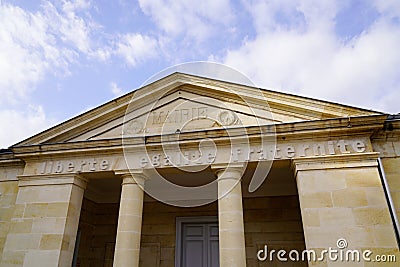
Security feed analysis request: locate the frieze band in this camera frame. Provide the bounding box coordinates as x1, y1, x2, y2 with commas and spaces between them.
36, 139, 367, 173
138, 139, 367, 168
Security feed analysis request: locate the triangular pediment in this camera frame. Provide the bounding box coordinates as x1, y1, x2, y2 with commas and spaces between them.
14, 73, 384, 146
73, 91, 279, 141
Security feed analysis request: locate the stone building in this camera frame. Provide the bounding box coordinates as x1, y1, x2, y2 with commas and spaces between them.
0, 73, 399, 266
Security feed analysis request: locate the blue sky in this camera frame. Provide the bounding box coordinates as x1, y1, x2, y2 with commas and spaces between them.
1, 0, 400, 148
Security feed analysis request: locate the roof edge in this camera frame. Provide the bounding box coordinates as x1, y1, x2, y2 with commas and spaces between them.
11, 72, 387, 147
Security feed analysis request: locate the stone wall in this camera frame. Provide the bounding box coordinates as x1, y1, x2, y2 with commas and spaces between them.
75, 195, 306, 267
141, 200, 218, 267
0, 157, 23, 265
75, 199, 119, 267
381, 157, 400, 228
244, 196, 307, 267
0, 181, 19, 263
143, 195, 306, 267
372, 125, 400, 237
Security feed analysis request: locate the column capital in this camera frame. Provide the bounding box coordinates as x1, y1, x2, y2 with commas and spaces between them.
291, 152, 379, 175
115, 170, 148, 186
17, 173, 88, 189
211, 163, 245, 181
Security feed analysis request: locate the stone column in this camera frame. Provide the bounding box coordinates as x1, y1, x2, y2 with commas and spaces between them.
1, 174, 87, 267
213, 165, 246, 267
292, 153, 399, 267
113, 171, 146, 267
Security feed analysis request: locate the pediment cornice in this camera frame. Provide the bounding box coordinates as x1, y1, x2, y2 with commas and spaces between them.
12, 73, 385, 151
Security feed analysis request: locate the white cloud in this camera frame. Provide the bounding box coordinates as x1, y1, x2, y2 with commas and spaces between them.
0, 105, 56, 148
0, 1, 102, 105
0, 3, 64, 104
62, 0, 92, 12
138, 0, 233, 40
42, 0, 108, 60
110, 82, 124, 97
241, 0, 339, 34
0, 1, 104, 148
115, 33, 158, 66
0, 1, 165, 147
51, 2, 92, 54
224, 1, 400, 114
373, 0, 400, 19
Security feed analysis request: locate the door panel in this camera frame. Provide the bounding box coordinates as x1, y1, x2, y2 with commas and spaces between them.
208, 240, 219, 267
207, 224, 219, 267
180, 222, 219, 267
184, 241, 204, 267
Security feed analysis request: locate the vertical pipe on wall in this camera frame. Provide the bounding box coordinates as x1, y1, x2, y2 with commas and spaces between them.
377, 157, 400, 248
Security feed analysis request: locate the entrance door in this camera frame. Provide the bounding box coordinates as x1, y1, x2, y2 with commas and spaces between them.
176, 217, 219, 267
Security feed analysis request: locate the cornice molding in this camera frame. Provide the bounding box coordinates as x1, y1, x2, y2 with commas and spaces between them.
12, 73, 384, 148
11, 114, 386, 159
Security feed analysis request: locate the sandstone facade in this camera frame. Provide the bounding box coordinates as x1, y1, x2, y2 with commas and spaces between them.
0, 73, 399, 266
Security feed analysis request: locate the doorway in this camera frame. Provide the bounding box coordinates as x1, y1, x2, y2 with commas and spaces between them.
176, 217, 219, 267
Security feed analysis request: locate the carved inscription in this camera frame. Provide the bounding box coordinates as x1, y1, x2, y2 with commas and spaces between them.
151, 107, 208, 125
139, 150, 216, 168
39, 158, 110, 174
36, 139, 369, 172
138, 139, 367, 168
229, 139, 366, 161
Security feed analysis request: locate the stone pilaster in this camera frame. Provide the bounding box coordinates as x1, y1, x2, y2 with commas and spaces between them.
113, 171, 146, 267
1, 174, 87, 267
213, 165, 246, 267
292, 153, 399, 267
